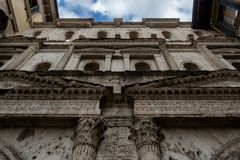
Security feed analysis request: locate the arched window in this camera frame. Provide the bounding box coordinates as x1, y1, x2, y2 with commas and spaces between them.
84, 63, 100, 71
35, 62, 51, 71
232, 63, 240, 70
135, 62, 151, 71
33, 31, 41, 37
183, 62, 200, 71
162, 31, 172, 40
129, 31, 139, 39
97, 31, 107, 39
194, 31, 203, 38
115, 34, 121, 39
0, 62, 4, 67
65, 31, 74, 41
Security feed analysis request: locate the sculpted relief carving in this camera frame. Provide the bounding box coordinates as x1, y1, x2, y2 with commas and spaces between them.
96, 121, 138, 160
0, 100, 100, 116
134, 100, 240, 116
73, 118, 103, 160
211, 137, 240, 160
131, 118, 164, 160
0, 142, 25, 160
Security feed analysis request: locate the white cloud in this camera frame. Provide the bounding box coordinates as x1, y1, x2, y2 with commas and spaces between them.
58, 7, 80, 18
58, 0, 193, 21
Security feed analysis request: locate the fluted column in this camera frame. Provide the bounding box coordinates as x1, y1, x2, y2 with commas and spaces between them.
73, 118, 103, 160
132, 118, 164, 160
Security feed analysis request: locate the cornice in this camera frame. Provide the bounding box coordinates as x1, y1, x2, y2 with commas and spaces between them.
125, 70, 240, 99
0, 71, 108, 100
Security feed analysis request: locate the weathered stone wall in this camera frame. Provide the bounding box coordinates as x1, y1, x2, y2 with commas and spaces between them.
0, 127, 239, 160
162, 128, 240, 160
22, 27, 209, 41
170, 50, 215, 71
20, 50, 65, 71
0, 127, 73, 160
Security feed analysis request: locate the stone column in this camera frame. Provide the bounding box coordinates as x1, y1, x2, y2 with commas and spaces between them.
105, 54, 112, 71
159, 44, 179, 70
5, 45, 38, 70
73, 118, 103, 160
132, 118, 164, 160
55, 45, 74, 70
123, 54, 130, 71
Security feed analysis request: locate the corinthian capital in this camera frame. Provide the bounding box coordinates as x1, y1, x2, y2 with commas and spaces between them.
131, 118, 164, 160
74, 117, 104, 149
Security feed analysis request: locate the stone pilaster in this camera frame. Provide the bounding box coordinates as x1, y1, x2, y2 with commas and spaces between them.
159, 44, 179, 70
73, 118, 103, 160
55, 45, 74, 70
104, 54, 112, 71
5, 45, 38, 70
132, 118, 164, 160
197, 44, 229, 70
123, 54, 130, 71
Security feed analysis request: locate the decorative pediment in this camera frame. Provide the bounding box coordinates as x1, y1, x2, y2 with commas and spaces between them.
126, 70, 240, 100
0, 71, 107, 100
129, 70, 240, 88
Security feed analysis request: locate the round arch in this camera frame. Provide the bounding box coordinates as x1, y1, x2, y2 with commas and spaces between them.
183, 62, 200, 71
135, 62, 151, 71
34, 62, 52, 71
84, 62, 100, 71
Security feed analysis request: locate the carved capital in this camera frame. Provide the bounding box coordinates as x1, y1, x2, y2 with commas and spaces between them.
73, 117, 104, 160
131, 118, 164, 160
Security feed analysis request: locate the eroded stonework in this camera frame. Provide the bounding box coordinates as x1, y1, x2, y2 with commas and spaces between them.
0, 10, 240, 159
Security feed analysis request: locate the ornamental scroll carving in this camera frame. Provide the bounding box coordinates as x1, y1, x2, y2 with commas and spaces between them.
211, 137, 240, 160
0, 141, 25, 160
131, 118, 164, 160
72, 118, 104, 160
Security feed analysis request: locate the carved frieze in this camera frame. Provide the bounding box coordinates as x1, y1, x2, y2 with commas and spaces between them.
211, 137, 240, 160
134, 100, 240, 116
0, 100, 100, 116
0, 141, 25, 160
97, 126, 138, 160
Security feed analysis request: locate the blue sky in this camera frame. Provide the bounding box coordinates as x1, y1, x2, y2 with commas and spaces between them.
57, 0, 193, 22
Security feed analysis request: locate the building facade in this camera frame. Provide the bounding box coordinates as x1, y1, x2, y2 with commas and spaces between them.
0, 1, 240, 160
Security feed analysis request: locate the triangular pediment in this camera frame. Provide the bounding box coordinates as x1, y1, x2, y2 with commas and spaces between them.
125, 70, 240, 99
0, 71, 107, 100
129, 70, 240, 89
0, 71, 102, 89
